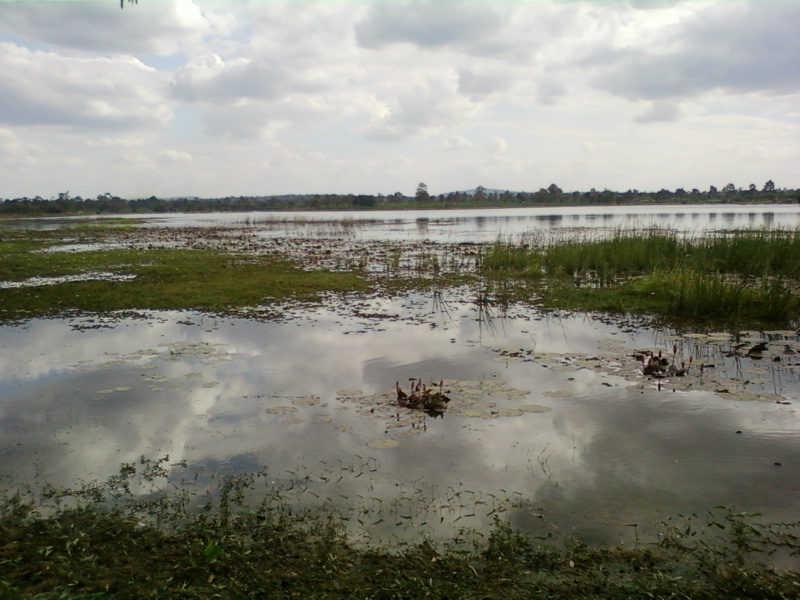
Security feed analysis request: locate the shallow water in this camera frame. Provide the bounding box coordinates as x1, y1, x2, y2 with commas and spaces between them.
2, 290, 799, 552
13, 203, 800, 243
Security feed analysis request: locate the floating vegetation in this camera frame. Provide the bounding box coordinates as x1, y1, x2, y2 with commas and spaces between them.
494, 328, 800, 403
325, 379, 548, 435
264, 406, 297, 415
543, 390, 574, 398
395, 378, 451, 416
3, 457, 800, 599
291, 396, 321, 406
519, 404, 553, 413
367, 438, 400, 449
161, 341, 231, 362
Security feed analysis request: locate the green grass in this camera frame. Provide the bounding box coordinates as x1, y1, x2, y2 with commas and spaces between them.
480, 243, 543, 278
479, 228, 800, 325
0, 243, 367, 321
542, 229, 685, 282
5, 225, 800, 326
2, 461, 798, 600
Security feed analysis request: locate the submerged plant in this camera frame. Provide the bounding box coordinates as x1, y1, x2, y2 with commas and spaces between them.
3, 465, 800, 600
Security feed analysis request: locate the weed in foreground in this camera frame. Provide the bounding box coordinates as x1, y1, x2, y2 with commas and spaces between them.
1, 460, 799, 599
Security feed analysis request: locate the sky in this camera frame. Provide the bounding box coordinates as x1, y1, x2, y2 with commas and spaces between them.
0, 0, 798, 200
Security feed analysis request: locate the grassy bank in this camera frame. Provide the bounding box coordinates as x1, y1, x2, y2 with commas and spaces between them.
2, 461, 798, 600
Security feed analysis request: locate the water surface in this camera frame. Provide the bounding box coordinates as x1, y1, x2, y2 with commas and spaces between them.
2, 291, 799, 550
12, 203, 800, 243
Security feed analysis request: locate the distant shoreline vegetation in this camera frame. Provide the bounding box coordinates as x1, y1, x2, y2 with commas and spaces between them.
1, 181, 798, 217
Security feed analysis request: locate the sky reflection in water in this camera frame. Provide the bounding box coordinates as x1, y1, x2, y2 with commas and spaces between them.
2, 291, 800, 549
39, 203, 800, 243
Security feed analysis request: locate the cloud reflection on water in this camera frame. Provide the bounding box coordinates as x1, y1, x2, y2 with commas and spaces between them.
1, 298, 800, 547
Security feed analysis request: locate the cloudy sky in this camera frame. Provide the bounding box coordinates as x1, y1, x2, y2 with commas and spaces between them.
0, 0, 798, 200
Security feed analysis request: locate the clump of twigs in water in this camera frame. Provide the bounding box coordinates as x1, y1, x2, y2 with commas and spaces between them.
638, 345, 692, 378
395, 378, 451, 416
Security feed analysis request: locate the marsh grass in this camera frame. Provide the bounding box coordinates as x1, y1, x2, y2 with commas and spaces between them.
5, 224, 800, 325
697, 229, 800, 277
634, 271, 800, 321
2, 460, 799, 600
0, 243, 367, 321
542, 229, 685, 282
481, 228, 800, 324
480, 243, 542, 278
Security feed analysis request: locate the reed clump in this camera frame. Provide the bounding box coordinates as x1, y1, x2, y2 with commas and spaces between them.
480, 243, 542, 278
635, 271, 800, 321
481, 228, 800, 324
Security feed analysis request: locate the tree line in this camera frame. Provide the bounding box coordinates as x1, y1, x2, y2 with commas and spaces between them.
1, 181, 797, 217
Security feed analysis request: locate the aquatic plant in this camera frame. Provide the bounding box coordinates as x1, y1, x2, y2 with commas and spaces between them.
480, 227, 800, 324
2, 460, 799, 599
635, 270, 800, 322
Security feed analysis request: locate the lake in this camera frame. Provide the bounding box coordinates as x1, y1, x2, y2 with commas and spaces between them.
20, 202, 800, 242
1, 205, 800, 557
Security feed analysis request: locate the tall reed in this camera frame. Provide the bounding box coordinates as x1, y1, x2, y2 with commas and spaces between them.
481, 226, 800, 323
694, 229, 800, 277
634, 270, 800, 321
542, 229, 684, 283
480, 243, 542, 278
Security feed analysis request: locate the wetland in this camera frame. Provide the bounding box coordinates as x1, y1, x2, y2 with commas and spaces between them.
2, 205, 800, 598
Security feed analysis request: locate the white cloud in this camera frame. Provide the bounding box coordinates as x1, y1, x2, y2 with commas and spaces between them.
0, 43, 171, 130
457, 65, 513, 100
362, 76, 476, 140
156, 149, 193, 163
0, 127, 42, 167
0, 0, 797, 198
0, 0, 216, 56
355, 1, 505, 51
589, 1, 800, 100
485, 136, 508, 153
440, 135, 474, 152
634, 100, 682, 123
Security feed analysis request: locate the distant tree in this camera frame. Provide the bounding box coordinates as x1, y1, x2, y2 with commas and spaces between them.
352, 195, 376, 208
499, 190, 515, 203
121, 0, 138, 8
415, 182, 430, 202
547, 183, 563, 196
763, 180, 776, 192
474, 186, 487, 202
748, 183, 757, 193
708, 185, 718, 196
722, 183, 736, 193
